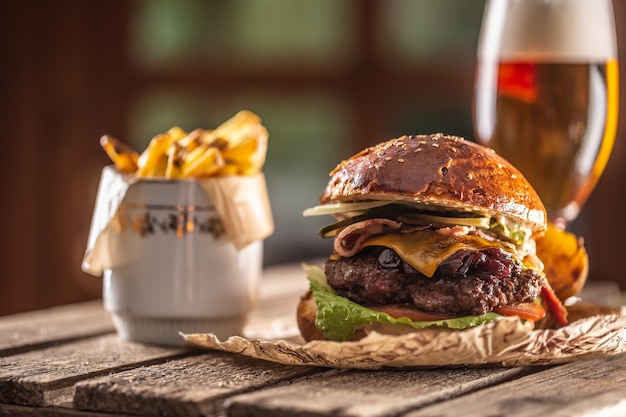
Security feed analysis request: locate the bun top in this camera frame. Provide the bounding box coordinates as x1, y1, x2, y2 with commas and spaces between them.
320, 133, 547, 232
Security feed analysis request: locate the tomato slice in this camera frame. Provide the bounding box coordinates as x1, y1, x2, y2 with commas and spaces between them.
494, 303, 546, 321
368, 302, 548, 323
366, 304, 462, 322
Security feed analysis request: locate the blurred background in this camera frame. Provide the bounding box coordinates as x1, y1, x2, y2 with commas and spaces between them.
1, 0, 625, 316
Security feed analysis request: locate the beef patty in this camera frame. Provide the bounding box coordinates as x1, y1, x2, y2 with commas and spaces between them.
324, 246, 542, 316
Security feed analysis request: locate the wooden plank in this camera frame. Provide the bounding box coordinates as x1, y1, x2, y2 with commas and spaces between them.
0, 334, 192, 407
0, 300, 114, 356
73, 351, 320, 417
0, 403, 134, 416
224, 365, 536, 417
404, 353, 626, 417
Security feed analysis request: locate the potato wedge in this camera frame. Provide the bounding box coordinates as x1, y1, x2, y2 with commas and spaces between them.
535, 222, 589, 301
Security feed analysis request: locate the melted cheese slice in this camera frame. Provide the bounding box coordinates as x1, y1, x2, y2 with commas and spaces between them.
361, 229, 519, 278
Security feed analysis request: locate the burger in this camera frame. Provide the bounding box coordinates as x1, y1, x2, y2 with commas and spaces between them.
299, 133, 568, 342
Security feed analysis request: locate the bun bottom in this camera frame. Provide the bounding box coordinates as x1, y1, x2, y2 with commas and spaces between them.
297, 291, 371, 342
296, 291, 547, 342
296, 291, 327, 342
297, 291, 441, 342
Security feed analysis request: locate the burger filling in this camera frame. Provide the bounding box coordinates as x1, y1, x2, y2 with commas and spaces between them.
305, 263, 505, 342
325, 246, 542, 316
304, 203, 568, 341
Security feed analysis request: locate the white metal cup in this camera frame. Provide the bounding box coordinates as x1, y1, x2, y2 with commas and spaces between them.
102, 178, 263, 346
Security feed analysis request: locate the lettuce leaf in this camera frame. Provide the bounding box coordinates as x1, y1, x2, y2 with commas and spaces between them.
304, 264, 500, 342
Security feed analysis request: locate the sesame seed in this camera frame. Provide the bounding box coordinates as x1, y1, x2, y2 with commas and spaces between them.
385, 157, 392, 161
432, 143, 439, 148
398, 158, 405, 163
451, 147, 457, 153
511, 174, 517, 179
467, 173, 474, 180
415, 148, 422, 152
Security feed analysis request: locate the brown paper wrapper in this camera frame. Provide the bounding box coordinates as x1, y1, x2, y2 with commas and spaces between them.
82, 166, 274, 277
183, 313, 626, 369
197, 175, 273, 251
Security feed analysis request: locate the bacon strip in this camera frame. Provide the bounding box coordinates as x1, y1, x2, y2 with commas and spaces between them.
334, 218, 402, 257
541, 277, 569, 327
435, 225, 471, 237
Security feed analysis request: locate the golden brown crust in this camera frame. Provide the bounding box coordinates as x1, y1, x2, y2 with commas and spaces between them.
535, 223, 589, 301
297, 291, 367, 342
297, 291, 327, 342
320, 134, 547, 233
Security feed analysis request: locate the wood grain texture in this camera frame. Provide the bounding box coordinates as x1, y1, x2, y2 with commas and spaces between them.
73, 351, 319, 417
0, 271, 624, 417
0, 300, 114, 356
225, 366, 537, 417
0, 334, 190, 407
0, 403, 133, 416
405, 353, 626, 417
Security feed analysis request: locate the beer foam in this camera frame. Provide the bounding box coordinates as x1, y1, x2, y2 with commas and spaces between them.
478, 0, 617, 62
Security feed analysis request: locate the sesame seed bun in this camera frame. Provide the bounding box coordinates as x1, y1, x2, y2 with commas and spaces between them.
320, 133, 547, 234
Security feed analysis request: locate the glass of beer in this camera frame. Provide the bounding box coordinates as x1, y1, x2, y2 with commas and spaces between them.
473, 0, 619, 228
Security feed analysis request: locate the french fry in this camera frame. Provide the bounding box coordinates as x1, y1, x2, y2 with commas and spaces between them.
100, 135, 139, 173
183, 141, 210, 168
181, 144, 224, 177
203, 110, 262, 149
217, 163, 242, 176
221, 124, 269, 175
165, 142, 185, 179
167, 126, 187, 143
136, 133, 174, 177
100, 110, 268, 179
177, 128, 204, 151
204, 136, 229, 151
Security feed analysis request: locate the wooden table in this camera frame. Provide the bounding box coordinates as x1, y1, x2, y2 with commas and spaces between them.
2, 263, 626, 417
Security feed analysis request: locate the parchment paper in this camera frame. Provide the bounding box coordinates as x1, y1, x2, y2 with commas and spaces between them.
183, 313, 626, 369
82, 166, 274, 276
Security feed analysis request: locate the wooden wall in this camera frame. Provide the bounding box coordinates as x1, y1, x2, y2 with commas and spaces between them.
0, 1, 132, 314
